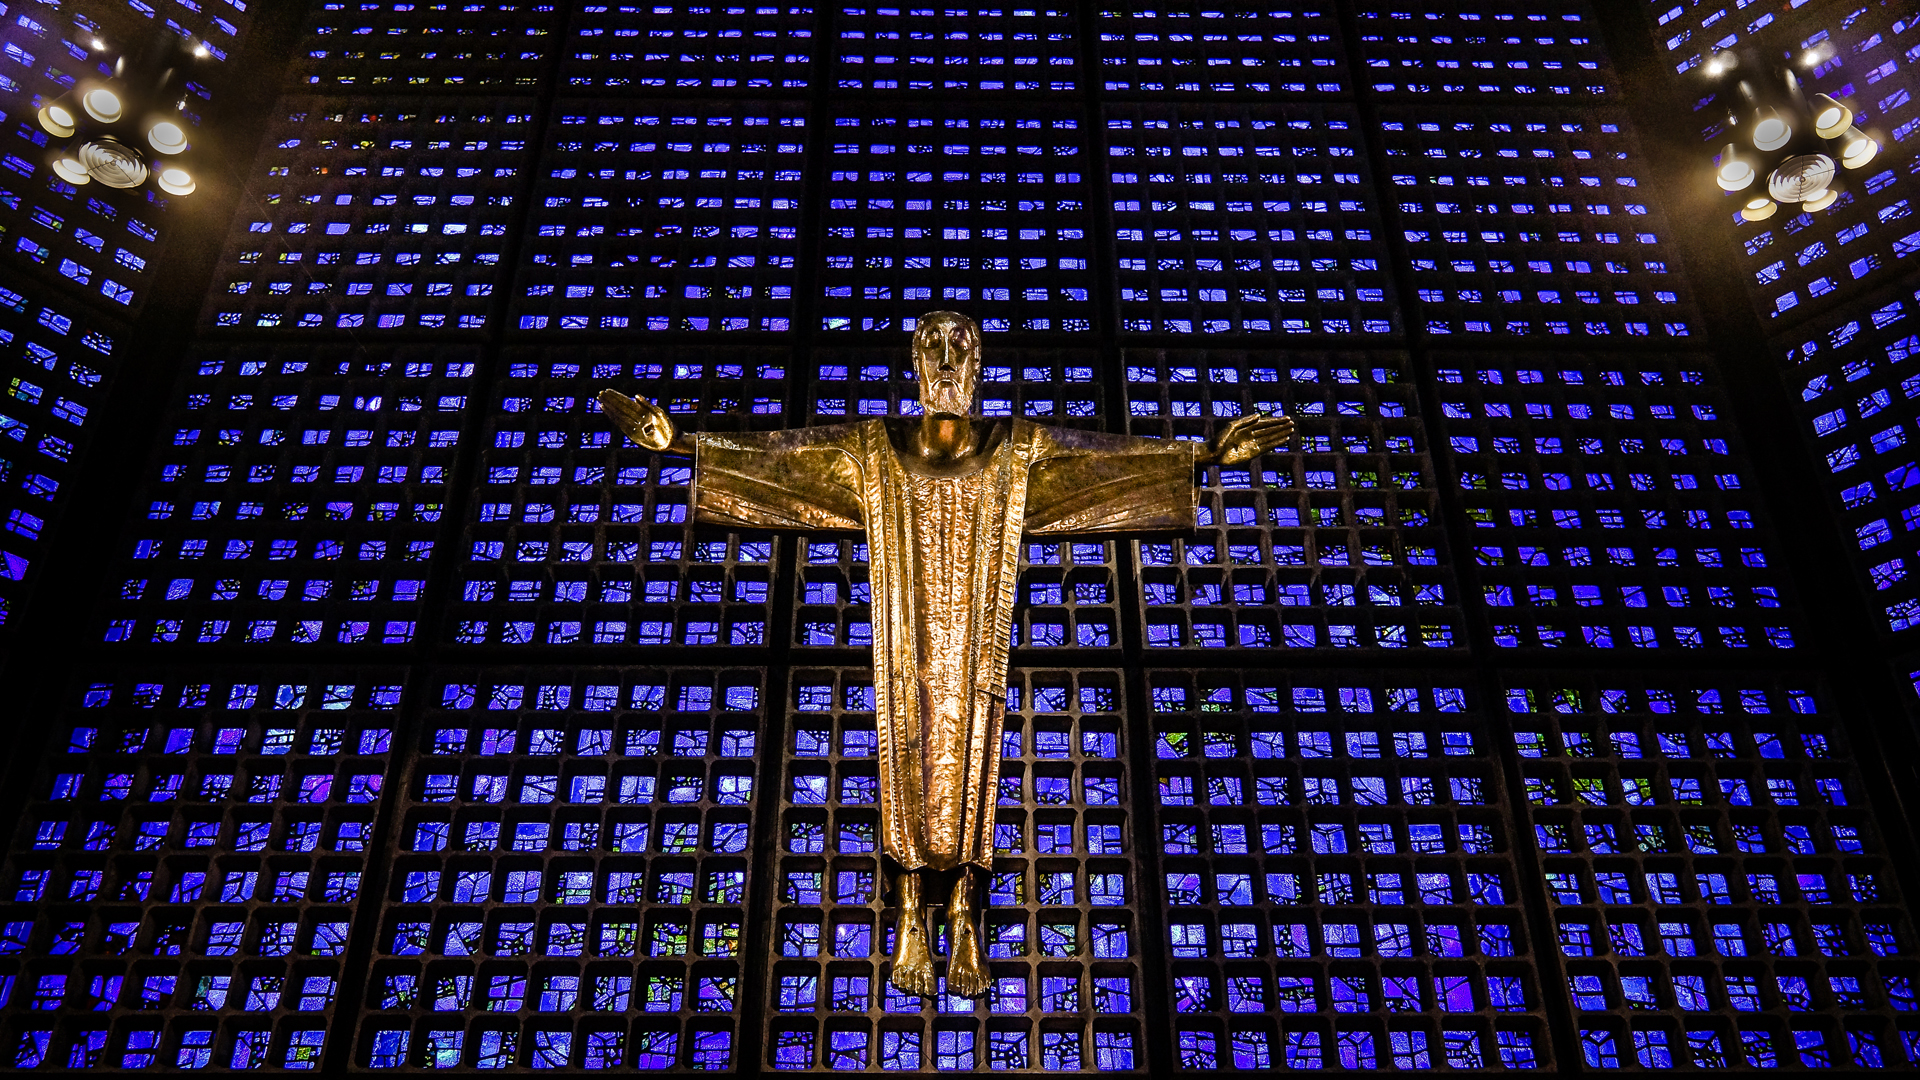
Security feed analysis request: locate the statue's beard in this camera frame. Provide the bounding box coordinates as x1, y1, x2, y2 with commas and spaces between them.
921, 378, 973, 417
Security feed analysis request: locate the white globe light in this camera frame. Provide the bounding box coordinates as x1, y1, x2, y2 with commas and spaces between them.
1739, 197, 1778, 222
1803, 188, 1839, 212
81, 87, 122, 124
147, 120, 188, 155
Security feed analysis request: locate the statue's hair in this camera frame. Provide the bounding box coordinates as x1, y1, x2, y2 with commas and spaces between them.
911, 310, 979, 340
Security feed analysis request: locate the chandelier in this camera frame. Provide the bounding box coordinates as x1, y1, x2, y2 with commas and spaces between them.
34, 30, 206, 198
1706, 49, 1878, 222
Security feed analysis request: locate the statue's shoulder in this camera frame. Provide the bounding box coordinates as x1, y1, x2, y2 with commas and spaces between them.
704, 421, 869, 452
1029, 424, 1176, 455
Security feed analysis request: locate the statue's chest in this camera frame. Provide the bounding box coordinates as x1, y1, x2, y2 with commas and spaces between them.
901, 470, 995, 560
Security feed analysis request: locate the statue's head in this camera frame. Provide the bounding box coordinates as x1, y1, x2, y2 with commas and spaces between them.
910, 311, 981, 417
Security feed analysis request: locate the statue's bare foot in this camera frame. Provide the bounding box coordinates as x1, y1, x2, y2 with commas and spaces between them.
945, 872, 990, 997
889, 872, 937, 997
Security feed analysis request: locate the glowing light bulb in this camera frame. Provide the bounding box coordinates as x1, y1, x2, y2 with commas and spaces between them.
1739, 196, 1777, 222
1802, 188, 1838, 212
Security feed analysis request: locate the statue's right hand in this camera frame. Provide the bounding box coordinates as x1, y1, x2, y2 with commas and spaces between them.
597, 389, 678, 452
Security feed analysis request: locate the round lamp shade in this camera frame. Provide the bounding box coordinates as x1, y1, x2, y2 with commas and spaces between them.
155, 167, 195, 196
36, 104, 74, 138
1715, 143, 1754, 191
147, 120, 188, 155
1840, 128, 1878, 170
81, 87, 122, 124
1811, 94, 1854, 140
1751, 107, 1792, 151
50, 156, 90, 185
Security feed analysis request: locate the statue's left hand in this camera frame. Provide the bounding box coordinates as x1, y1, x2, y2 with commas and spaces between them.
1205, 411, 1295, 466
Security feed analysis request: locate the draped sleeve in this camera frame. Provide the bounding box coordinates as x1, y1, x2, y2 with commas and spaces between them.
1022, 426, 1200, 535
691, 423, 869, 531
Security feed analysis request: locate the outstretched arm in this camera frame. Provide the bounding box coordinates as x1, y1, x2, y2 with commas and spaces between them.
1202, 411, 1294, 466
598, 389, 697, 455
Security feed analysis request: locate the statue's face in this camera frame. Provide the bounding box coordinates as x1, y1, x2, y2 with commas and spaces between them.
911, 311, 981, 417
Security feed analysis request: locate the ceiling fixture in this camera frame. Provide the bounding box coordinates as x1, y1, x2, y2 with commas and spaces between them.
1704, 54, 1882, 222
35, 28, 205, 198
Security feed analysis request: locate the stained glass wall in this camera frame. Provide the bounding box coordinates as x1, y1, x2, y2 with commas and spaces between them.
0, 1, 1917, 1075
1631, 0, 1920, 663
2, 672, 402, 1070
0, 6, 186, 652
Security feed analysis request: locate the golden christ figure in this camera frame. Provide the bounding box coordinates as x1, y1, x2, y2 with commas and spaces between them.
599, 312, 1292, 996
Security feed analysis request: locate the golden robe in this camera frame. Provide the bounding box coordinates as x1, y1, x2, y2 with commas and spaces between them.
692, 418, 1196, 870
